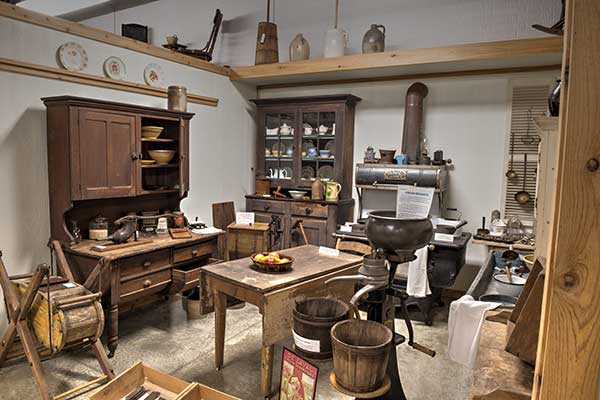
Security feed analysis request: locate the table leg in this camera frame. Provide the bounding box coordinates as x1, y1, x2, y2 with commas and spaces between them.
214, 290, 227, 370
261, 344, 274, 399
107, 265, 119, 358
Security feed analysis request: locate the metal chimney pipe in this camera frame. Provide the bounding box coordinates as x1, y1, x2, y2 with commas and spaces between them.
401, 82, 429, 163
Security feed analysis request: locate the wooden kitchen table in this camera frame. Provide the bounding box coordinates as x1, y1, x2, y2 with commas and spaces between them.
203, 245, 362, 398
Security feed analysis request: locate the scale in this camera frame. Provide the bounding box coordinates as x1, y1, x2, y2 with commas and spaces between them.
326, 210, 436, 399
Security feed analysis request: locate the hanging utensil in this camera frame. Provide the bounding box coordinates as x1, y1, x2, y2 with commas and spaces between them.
506, 130, 518, 179
521, 109, 540, 145
515, 153, 532, 204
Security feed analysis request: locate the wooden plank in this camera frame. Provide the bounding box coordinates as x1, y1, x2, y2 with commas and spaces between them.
230, 37, 563, 86
0, 58, 219, 107
0, 4, 229, 76
534, 0, 600, 398
202, 245, 362, 293
471, 311, 534, 399
257, 65, 561, 90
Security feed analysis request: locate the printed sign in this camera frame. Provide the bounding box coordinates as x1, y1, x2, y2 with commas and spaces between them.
235, 212, 255, 225
279, 348, 318, 400
395, 185, 435, 219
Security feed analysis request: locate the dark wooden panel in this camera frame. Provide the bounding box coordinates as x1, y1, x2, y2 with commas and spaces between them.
290, 202, 328, 218
290, 217, 327, 247
77, 109, 136, 199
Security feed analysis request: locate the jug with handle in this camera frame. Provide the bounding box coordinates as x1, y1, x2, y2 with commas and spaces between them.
325, 181, 342, 201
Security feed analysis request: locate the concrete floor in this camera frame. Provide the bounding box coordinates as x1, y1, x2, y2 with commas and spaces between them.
0, 299, 472, 399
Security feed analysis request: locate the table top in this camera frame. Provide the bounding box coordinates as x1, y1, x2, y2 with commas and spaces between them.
472, 239, 535, 251
203, 245, 362, 294
65, 231, 221, 259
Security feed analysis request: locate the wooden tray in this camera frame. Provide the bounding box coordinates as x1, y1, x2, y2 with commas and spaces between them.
89, 362, 239, 400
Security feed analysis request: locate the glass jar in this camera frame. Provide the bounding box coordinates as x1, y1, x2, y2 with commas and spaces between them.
89, 215, 108, 240
168, 86, 187, 112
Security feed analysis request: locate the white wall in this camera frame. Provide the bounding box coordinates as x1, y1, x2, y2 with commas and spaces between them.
0, 16, 256, 329
81, 0, 561, 66
260, 71, 557, 264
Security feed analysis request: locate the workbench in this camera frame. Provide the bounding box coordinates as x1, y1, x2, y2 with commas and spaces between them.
64, 232, 221, 356
203, 245, 362, 398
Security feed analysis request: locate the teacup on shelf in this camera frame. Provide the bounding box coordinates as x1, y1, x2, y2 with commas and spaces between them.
318, 125, 328, 135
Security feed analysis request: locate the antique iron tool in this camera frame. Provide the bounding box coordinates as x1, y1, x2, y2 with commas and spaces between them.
326, 210, 436, 400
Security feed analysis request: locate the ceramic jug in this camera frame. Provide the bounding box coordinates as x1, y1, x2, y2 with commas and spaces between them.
289, 33, 310, 61
325, 181, 342, 201
311, 176, 324, 200
323, 28, 348, 58
362, 24, 385, 53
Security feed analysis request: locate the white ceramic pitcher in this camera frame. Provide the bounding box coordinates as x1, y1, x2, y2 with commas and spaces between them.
323, 28, 348, 58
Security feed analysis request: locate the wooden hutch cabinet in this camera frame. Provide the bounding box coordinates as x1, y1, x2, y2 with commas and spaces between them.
247, 95, 361, 248
43, 96, 219, 356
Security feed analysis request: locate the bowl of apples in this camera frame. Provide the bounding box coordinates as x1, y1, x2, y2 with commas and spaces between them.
251, 252, 294, 272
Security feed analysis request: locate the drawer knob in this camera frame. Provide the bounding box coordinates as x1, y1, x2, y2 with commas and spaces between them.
191, 250, 199, 257
305, 208, 312, 215
143, 261, 152, 268
264, 204, 271, 210
143, 280, 151, 288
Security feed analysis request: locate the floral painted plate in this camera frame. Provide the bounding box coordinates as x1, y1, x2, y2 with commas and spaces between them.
103, 56, 126, 80
144, 63, 165, 87
57, 42, 88, 71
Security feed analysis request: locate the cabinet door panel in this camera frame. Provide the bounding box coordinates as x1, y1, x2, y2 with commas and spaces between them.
290, 217, 327, 247
77, 110, 136, 199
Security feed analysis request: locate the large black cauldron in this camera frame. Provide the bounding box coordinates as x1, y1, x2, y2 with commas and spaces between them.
365, 210, 433, 256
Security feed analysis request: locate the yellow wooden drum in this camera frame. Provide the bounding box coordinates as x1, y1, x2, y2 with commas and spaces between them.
14, 279, 104, 352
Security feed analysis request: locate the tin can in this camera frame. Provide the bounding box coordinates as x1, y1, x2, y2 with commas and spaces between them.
168, 85, 187, 112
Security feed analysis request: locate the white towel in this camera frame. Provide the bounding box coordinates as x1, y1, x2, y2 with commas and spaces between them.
406, 246, 431, 298
447, 295, 500, 368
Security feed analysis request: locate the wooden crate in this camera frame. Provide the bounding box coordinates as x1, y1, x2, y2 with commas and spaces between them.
89, 362, 239, 400
226, 222, 270, 260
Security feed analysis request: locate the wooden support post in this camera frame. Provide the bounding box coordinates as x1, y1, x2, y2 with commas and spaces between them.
48, 240, 75, 282
261, 345, 274, 399
534, 0, 600, 398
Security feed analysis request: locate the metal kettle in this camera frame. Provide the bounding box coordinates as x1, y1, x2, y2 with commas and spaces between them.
362, 24, 385, 53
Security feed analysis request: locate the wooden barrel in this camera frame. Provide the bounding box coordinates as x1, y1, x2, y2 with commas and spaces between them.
14, 280, 104, 352
292, 297, 349, 359
331, 319, 393, 393
255, 21, 279, 65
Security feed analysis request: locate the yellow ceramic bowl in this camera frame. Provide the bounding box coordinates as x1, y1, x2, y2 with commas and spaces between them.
148, 150, 175, 164
523, 254, 535, 269
142, 126, 164, 139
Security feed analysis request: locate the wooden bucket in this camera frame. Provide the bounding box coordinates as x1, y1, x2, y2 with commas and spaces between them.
14, 280, 104, 352
331, 319, 393, 393
255, 21, 279, 65
292, 297, 350, 359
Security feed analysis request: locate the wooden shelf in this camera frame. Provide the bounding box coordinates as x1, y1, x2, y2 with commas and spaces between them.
141, 164, 179, 169
141, 138, 177, 143
302, 135, 336, 140
139, 189, 180, 195
230, 38, 562, 88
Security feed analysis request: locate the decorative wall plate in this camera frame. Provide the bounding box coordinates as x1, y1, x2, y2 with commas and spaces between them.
318, 165, 334, 180
57, 42, 88, 71
301, 166, 315, 179
144, 63, 165, 87
103, 56, 126, 80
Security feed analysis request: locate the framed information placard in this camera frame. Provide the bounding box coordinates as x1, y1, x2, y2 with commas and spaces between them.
279, 348, 318, 400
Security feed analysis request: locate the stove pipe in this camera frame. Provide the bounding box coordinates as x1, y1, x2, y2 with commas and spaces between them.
401, 82, 428, 163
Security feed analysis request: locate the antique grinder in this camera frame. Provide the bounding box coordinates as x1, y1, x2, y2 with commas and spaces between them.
326, 210, 436, 400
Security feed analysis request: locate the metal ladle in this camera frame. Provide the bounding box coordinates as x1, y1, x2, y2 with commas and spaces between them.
506, 131, 518, 179
514, 153, 531, 204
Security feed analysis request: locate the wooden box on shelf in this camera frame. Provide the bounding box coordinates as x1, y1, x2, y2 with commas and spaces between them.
226, 222, 270, 260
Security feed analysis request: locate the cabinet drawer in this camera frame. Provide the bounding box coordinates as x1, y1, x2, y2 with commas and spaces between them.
119, 249, 171, 278
173, 241, 215, 264
171, 258, 221, 294
120, 269, 171, 302
250, 199, 285, 214
291, 203, 328, 218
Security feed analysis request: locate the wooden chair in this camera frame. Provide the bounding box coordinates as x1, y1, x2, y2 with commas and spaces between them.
212, 201, 236, 260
